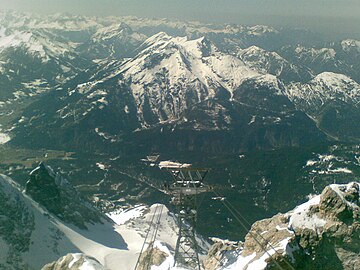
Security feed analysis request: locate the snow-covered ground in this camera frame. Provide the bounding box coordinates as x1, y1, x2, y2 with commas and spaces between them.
106, 205, 147, 225
0, 173, 186, 270
107, 204, 181, 270
0, 174, 131, 269
106, 203, 210, 270
287, 195, 326, 231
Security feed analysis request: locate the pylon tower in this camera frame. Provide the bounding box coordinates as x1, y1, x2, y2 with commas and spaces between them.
164, 167, 210, 270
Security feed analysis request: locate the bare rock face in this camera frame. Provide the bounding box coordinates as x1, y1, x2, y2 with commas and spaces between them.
294, 183, 360, 270
242, 214, 296, 256
42, 253, 105, 270
137, 245, 168, 270
205, 182, 360, 270
320, 186, 353, 221
203, 238, 241, 270
25, 162, 103, 229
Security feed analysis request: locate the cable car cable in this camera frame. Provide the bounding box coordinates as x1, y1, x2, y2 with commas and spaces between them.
133, 204, 160, 270
213, 190, 295, 270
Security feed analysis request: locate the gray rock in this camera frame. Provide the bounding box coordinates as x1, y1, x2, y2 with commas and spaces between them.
42, 253, 106, 270
206, 182, 360, 270
25, 162, 103, 229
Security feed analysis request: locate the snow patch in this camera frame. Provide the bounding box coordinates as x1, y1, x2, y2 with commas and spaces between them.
288, 195, 326, 231
224, 252, 256, 270
158, 161, 192, 169
306, 160, 317, 166
107, 205, 147, 225
96, 163, 107, 171
318, 154, 336, 162
0, 132, 10, 144
248, 115, 256, 125
329, 167, 352, 174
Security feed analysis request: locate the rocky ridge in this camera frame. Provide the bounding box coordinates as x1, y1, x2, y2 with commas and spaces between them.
0, 168, 129, 270
42, 253, 105, 270
25, 162, 103, 229
205, 182, 360, 270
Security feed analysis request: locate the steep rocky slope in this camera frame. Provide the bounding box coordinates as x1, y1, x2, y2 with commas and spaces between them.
0, 167, 127, 270
25, 162, 102, 229
42, 254, 105, 270
0, 167, 201, 270
41, 181, 359, 270
206, 182, 360, 270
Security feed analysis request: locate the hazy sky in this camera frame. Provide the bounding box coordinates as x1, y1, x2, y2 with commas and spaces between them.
1, 0, 359, 38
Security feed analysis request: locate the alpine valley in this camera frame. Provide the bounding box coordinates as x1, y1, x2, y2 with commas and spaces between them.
0, 10, 359, 270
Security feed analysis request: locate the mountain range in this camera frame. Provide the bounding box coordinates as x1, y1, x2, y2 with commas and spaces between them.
0, 10, 360, 252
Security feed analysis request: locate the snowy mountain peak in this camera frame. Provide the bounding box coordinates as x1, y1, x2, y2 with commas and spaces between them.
246, 25, 279, 36
138, 33, 214, 58
181, 36, 215, 58
92, 22, 144, 41
141, 31, 173, 47
113, 33, 259, 124
0, 28, 75, 61
286, 71, 360, 116
242, 45, 266, 54
312, 72, 358, 88
240, 45, 284, 62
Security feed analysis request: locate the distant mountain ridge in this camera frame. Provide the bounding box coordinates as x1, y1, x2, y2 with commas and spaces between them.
9, 30, 331, 153
0, 11, 358, 151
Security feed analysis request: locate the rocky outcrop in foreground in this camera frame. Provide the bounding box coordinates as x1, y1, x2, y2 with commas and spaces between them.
205, 182, 360, 270
42, 253, 105, 270
40, 182, 359, 270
